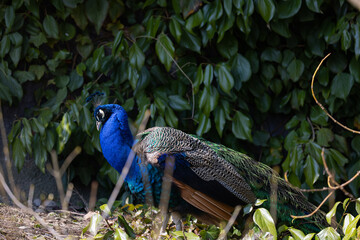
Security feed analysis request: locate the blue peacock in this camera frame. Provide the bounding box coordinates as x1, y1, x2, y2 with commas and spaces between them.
94, 103, 337, 234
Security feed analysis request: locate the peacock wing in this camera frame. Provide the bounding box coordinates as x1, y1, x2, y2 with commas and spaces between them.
135, 127, 257, 204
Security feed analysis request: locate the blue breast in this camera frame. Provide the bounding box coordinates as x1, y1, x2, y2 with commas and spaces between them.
99, 113, 180, 206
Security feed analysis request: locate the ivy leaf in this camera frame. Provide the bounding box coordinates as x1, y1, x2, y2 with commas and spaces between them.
304, 155, 320, 188
230, 54, 251, 90
85, 0, 109, 34
43, 15, 59, 39
169, 95, 191, 111
214, 106, 226, 137
232, 111, 252, 141
5, 6, 15, 31
155, 33, 175, 72
203, 64, 214, 87
196, 113, 211, 136
277, 0, 301, 19
12, 137, 26, 171
306, 0, 323, 13
256, 0, 275, 23
169, 16, 182, 43
0, 35, 11, 58
326, 202, 341, 225
317, 227, 340, 240
287, 59, 304, 82
129, 43, 145, 71
216, 63, 234, 94
330, 73, 354, 100
253, 208, 277, 239
180, 29, 201, 53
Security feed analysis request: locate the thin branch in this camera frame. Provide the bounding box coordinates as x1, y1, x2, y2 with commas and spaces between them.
0, 99, 18, 199
291, 191, 334, 219
59, 146, 82, 176
217, 205, 242, 240
311, 53, 360, 134
50, 150, 65, 209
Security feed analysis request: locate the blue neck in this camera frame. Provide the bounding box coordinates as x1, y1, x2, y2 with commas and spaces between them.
99, 113, 142, 184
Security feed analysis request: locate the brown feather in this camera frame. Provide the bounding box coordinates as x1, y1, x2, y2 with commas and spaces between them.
172, 178, 235, 221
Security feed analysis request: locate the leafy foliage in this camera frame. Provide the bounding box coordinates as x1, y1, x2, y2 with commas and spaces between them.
2, 0, 360, 224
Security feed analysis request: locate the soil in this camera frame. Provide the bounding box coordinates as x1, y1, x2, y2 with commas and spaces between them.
0, 203, 90, 240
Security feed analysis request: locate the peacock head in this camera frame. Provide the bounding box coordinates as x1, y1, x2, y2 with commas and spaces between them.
94, 104, 128, 131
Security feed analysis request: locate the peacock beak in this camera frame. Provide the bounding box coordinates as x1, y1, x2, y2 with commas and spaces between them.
96, 121, 101, 131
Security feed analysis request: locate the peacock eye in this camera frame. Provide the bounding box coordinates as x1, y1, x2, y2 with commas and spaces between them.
97, 109, 105, 121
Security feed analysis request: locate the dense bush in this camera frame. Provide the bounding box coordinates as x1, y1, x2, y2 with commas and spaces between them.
2, 0, 360, 213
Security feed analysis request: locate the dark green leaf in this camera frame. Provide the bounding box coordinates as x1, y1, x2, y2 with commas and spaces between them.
169, 95, 191, 111
310, 106, 328, 126
316, 128, 334, 147
196, 113, 211, 136
71, 4, 88, 30
180, 29, 201, 53
261, 48, 282, 63
112, 31, 123, 56
9, 46, 21, 67
304, 155, 320, 188
231, 54, 251, 90
256, 0, 275, 23
287, 59, 304, 82
203, 64, 214, 87
341, 30, 351, 51
185, 10, 203, 34
5, 6, 15, 31
155, 33, 175, 72
29, 65, 46, 80
306, 0, 323, 13
68, 70, 84, 92
0, 35, 11, 58
349, 57, 360, 83
129, 43, 145, 71
33, 134, 47, 173
169, 16, 182, 43
214, 106, 226, 137
43, 15, 59, 39
277, 0, 301, 19
232, 111, 252, 141
330, 73, 354, 100
217, 33, 238, 59
165, 107, 178, 128
85, 0, 109, 34
224, 0, 232, 16
216, 63, 234, 94
12, 137, 26, 171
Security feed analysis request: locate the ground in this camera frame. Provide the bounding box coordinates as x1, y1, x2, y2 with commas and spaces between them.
0, 203, 89, 239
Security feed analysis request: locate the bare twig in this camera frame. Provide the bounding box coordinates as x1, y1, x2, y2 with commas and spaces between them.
311, 53, 360, 134
59, 146, 82, 176
0, 99, 18, 199
217, 205, 242, 240
28, 184, 35, 208
62, 182, 74, 211
50, 151, 65, 208
89, 181, 99, 211
154, 156, 175, 239
291, 190, 335, 219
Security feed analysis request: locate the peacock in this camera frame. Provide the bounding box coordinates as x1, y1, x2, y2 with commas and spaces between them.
94, 103, 337, 234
